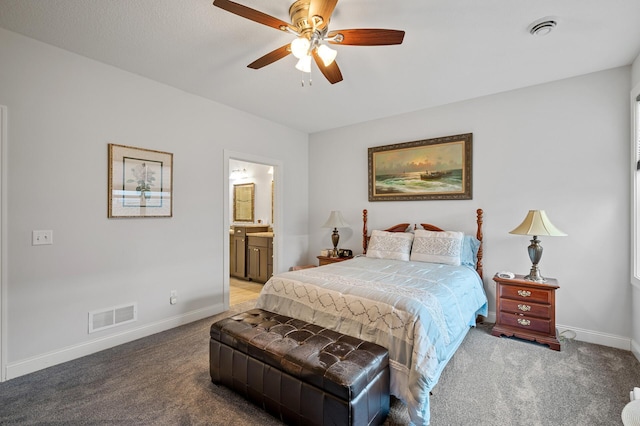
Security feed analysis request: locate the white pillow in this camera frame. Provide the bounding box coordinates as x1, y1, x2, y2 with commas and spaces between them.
366, 230, 414, 261
410, 229, 464, 266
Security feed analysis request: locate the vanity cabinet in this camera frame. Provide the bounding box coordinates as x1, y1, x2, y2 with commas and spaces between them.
230, 232, 245, 278
247, 234, 273, 284
230, 225, 269, 279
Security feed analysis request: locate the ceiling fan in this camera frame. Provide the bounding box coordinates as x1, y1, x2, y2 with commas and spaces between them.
212, 0, 405, 84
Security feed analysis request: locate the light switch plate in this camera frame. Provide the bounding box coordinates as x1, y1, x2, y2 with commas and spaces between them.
32, 230, 53, 246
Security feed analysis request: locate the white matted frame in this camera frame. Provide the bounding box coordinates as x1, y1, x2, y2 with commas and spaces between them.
108, 144, 173, 218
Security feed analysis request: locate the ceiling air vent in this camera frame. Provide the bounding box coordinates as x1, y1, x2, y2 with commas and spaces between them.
528, 17, 558, 36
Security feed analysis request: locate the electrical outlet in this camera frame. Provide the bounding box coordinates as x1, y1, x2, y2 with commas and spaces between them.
32, 230, 53, 246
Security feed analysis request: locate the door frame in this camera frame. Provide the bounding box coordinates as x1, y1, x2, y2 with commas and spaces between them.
1, 106, 7, 381
223, 150, 283, 309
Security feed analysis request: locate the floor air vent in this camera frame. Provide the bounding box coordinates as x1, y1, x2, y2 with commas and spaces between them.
89, 302, 137, 333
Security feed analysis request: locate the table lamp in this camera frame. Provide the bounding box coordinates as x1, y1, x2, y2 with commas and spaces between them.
509, 210, 567, 282
322, 211, 349, 257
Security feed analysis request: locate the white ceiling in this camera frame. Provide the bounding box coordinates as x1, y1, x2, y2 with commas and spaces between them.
1, 0, 639, 134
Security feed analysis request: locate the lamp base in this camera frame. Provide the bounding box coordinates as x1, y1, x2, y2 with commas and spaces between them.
524, 266, 546, 283
524, 236, 546, 282
331, 228, 340, 258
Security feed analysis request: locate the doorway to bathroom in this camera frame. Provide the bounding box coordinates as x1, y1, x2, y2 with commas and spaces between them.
224, 150, 282, 309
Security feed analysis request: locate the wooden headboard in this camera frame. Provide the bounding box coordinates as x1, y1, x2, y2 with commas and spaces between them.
362, 208, 484, 279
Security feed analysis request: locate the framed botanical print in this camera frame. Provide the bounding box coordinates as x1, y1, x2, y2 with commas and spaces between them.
108, 144, 173, 218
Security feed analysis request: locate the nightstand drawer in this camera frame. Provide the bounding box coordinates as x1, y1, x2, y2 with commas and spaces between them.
500, 299, 551, 318
499, 285, 551, 304
499, 313, 552, 335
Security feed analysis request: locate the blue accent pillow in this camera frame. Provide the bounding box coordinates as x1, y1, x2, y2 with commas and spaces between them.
461, 235, 480, 267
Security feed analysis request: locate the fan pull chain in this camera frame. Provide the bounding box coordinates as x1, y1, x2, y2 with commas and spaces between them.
300, 70, 312, 87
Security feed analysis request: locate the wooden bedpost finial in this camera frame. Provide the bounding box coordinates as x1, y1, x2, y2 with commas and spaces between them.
476, 209, 484, 279
362, 209, 368, 254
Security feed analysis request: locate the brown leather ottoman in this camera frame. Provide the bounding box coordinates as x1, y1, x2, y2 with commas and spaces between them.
209, 309, 390, 425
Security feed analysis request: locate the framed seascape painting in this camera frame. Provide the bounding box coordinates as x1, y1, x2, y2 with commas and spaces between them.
108, 144, 173, 218
368, 133, 472, 201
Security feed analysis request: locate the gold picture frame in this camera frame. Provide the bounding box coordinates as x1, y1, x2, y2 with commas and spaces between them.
368, 133, 472, 201
108, 144, 173, 218
233, 183, 255, 222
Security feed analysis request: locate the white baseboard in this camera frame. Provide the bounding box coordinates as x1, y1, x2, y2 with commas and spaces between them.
483, 311, 496, 324
4, 303, 224, 381
632, 339, 640, 362
556, 323, 631, 350
485, 310, 632, 351
5, 307, 636, 381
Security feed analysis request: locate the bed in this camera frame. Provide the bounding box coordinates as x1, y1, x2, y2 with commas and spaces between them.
255, 209, 488, 425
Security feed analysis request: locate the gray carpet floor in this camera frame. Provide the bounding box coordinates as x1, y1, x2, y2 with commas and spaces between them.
0, 299, 639, 425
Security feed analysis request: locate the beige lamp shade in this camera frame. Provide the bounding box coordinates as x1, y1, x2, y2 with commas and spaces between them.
322, 211, 350, 229
509, 210, 567, 236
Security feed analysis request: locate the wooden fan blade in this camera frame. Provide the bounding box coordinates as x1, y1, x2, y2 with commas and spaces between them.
308, 0, 338, 30
247, 44, 291, 69
213, 0, 292, 31
327, 29, 405, 46
312, 50, 343, 84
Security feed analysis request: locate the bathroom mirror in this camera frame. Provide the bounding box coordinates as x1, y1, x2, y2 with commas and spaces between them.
233, 183, 255, 222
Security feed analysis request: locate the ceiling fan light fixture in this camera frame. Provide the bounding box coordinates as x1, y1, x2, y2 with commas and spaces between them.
295, 55, 312, 73
291, 37, 310, 59
317, 44, 337, 66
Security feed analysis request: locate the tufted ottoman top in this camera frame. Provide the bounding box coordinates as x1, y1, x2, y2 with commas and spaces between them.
210, 308, 389, 401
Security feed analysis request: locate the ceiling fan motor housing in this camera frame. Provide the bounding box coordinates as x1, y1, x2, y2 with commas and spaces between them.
289, 0, 315, 36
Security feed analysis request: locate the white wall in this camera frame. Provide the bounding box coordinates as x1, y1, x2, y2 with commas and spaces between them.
631, 53, 640, 360
309, 66, 632, 349
632, 54, 640, 88
0, 28, 309, 378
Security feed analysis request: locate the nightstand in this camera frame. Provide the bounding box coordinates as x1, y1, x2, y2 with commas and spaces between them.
491, 274, 560, 351
317, 255, 353, 266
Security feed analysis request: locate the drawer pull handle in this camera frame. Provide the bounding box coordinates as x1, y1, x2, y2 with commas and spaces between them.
517, 290, 531, 297
517, 318, 531, 326
518, 304, 531, 312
